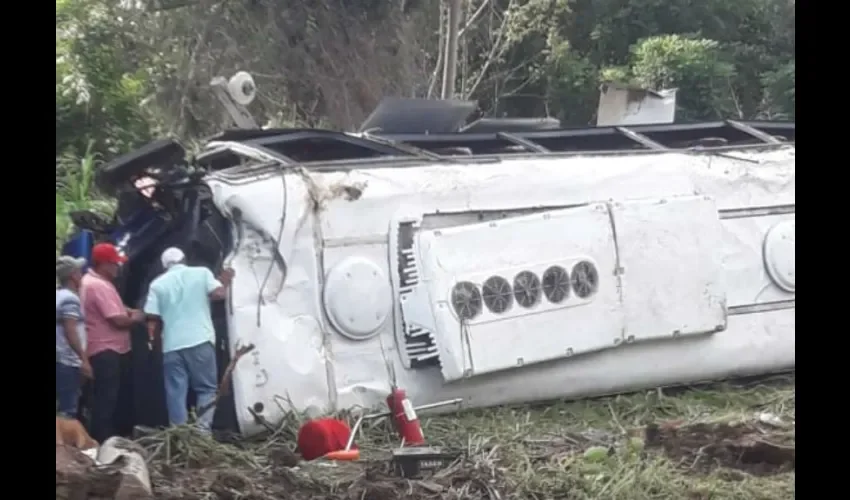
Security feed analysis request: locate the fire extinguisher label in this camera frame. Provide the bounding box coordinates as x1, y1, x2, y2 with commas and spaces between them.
401, 399, 418, 422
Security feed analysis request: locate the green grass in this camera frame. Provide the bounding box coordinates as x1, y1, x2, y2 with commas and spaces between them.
429, 376, 794, 499
132, 374, 794, 500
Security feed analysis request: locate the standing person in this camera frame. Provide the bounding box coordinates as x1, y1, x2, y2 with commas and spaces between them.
56, 256, 91, 419
144, 247, 234, 433
81, 243, 145, 442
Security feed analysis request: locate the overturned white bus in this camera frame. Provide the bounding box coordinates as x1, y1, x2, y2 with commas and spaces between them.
63, 91, 794, 436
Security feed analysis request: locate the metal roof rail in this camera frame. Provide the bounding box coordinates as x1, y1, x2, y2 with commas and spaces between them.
614, 127, 667, 150
359, 131, 449, 161
201, 119, 794, 177
725, 120, 783, 144
376, 120, 794, 155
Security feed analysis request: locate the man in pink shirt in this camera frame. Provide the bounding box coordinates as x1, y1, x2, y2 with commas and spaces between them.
81, 243, 145, 442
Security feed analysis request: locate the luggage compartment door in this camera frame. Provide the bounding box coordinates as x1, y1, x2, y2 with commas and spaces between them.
611, 195, 727, 342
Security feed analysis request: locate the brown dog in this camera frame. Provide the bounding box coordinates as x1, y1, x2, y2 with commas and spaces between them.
56, 417, 98, 450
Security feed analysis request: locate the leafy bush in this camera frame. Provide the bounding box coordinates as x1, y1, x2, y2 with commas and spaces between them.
55, 142, 114, 254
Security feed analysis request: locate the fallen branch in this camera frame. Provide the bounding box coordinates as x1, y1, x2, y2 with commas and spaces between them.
197, 343, 256, 418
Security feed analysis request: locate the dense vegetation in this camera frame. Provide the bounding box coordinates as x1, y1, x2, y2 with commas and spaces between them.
55, 4, 795, 496
55, 0, 795, 241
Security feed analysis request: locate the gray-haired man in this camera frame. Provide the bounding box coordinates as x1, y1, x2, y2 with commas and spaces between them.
56, 256, 92, 418
144, 247, 234, 433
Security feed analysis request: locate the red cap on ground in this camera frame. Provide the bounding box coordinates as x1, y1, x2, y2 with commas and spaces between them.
91, 243, 128, 266
297, 418, 355, 461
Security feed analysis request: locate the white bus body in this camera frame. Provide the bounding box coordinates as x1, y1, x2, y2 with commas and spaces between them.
205, 145, 795, 436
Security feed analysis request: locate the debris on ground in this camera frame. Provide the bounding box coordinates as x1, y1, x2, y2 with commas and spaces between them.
56, 374, 795, 500
57, 445, 127, 500
57, 436, 153, 500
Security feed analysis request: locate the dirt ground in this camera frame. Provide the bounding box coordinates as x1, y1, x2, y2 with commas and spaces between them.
57, 374, 795, 500
644, 420, 794, 477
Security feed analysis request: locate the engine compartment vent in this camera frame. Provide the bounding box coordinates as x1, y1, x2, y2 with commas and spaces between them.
396, 220, 440, 368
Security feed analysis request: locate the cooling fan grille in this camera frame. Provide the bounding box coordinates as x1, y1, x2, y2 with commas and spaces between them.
450, 261, 598, 322
451, 281, 483, 320
571, 261, 599, 298
482, 276, 513, 313
542, 265, 570, 303
513, 270, 542, 308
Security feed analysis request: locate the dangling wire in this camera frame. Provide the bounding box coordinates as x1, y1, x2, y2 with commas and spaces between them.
256, 165, 288, 327
378, 333, 398, 389
459, 317, 475, 376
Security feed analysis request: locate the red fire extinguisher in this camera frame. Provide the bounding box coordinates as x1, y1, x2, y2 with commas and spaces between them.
386, 386, 425, 446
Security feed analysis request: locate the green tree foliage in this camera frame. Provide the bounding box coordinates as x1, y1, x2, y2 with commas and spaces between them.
54, 0, 795, 170
54, 0, 794, 250
55, 141, 114, 252
494, 0, 794, 124
56, 0, 153, 159
629, 36, 735, 121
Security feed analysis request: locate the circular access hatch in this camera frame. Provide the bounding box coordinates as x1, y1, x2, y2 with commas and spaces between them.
323, 257, 392, 340
763, 220, 795, 293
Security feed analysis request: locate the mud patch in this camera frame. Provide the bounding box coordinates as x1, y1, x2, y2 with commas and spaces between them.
644, 421, 795, 476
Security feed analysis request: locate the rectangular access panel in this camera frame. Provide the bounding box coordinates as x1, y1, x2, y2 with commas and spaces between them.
406, 203, 625, 382
610, 195, 727, 342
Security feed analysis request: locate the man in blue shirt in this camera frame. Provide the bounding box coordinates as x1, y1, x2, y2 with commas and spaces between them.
143, 247, 235, 432
56, 256, 91, 418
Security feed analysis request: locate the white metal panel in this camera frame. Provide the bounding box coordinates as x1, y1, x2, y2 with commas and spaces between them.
394, 307, 795, 415
313, 148, 795, 244
612, 196, 727, 342
410, 203, 624, 381
320, 243, 399, 412
596, 85, 677, 126
719, 214, 795, 306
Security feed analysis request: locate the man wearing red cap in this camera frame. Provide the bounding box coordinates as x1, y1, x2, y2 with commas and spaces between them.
80, 242, 145, 442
